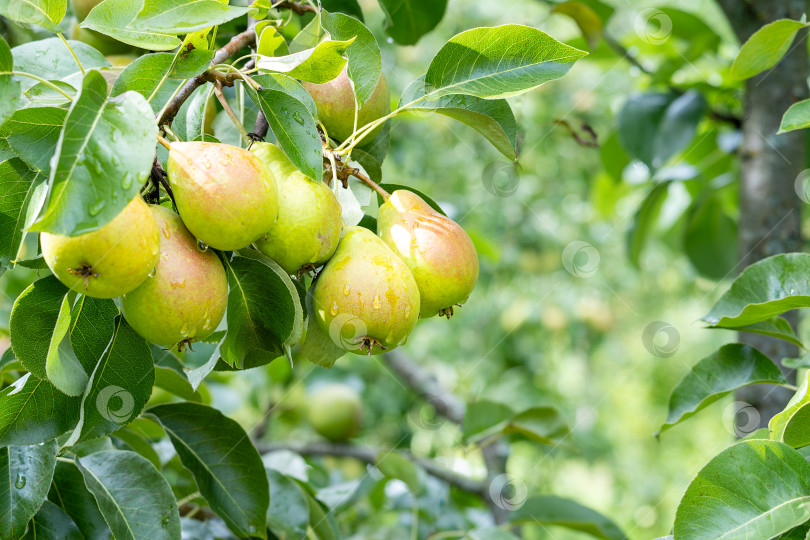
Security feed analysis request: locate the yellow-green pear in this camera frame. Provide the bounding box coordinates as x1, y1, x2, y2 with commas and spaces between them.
166, 141, 278, 251
122, 206, 228, 349
377, 190, 478, 318
311, 226, 420, 354
302, 67, 390, 143
250, 142, 342, 275
41, 196, 159, 299
307, 383, 363, 442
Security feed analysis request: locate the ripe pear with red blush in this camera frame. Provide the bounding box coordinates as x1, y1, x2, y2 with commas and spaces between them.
377, 190, 479, 318
311, 226, 420, 354
250, 142, 342, 275
41, 196, 159, 299
122, 206, 228, 350
303, 67, 390, 143
166, 141, 278, 250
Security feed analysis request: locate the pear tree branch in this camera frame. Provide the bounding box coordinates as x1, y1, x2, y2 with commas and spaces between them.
258, 441, 486, 495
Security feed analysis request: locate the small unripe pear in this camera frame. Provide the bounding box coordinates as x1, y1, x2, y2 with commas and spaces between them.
250, 142, 342, 275
70, 0, 100, 21
311, 226, 420, 354
307, 383, 363, 442
41, 196, 159, 299
377, 190, 478, 318
122, 206, 228, 349
167, 141, 278, 251
302, 68, 390, 143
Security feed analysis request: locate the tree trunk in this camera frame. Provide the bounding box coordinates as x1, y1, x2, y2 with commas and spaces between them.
717, 0, 806, 429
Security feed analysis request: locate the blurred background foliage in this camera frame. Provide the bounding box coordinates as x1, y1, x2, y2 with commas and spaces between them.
0, 0, 783, 538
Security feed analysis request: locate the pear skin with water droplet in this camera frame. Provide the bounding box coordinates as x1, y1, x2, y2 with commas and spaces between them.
311, 226, 420, 354
250, 142, 342, 275
302, 67, 390, 143
41, 196, 159, 298
167, 141, 278, 250
377, 190, 479, 318
122, 206, 227, 348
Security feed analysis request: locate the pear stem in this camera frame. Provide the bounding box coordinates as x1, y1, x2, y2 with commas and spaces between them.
355, 168, 390, 200
325, 150, 390, 199
156, 134, 172, 150
214, 82, 251, 145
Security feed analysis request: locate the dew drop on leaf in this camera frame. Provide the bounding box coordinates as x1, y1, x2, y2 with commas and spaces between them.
88, 199, 106, 216
292, 111, 305, 125
14, 473, 25, 489
197, 239, 208, 252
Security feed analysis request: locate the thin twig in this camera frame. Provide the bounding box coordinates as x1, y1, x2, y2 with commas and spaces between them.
258, 441, 486, 495
213, 82, 251, 144
272, 0, 317, 14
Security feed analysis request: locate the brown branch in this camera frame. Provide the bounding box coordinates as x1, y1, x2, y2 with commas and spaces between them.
273, 1, 317, 15
258, 441, 486, 495
381, 350, 512, 526
158, 28, 257, 128
324, 151, 390, 198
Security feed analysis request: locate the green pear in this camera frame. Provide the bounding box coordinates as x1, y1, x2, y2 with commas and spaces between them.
122, 206, 228, 349
167, 141, 278, 251
250, 142, 342, 275
41, 196, 159, 299
311, 226, 420, 355
307, 383, 363, 442
377, 190, 478, 318
302, 68, 390, 143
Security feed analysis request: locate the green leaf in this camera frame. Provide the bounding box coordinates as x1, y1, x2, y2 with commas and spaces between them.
257, 26, 288, 57
461, 399, 515, 442
617, 91, 707, 169
30, 70, 157, 236
703, 253, 810, 327
23, 80, 76, 107
221, 251, 304, 369
0, 441, 58, 540
424, 24, 586, 100
378, 0, 446, 45
551, 1, 603, 49
719, 317, 804, 349
504, 406, 569, 446
82, 0, 181, 51
48, 461, 110, 540
64, 316, 155, 446
1, 107, 68, 173
321, 11, 381, 106
266, 469, 309, 538
683, 193, 737, 280
0, 158, 45, 274
400, 76, 517, 159
0, 35, 21, 128
76, 450, 181, 540
674, 439, 810, 539
0, 372, 81, 447
300, 289, 348, 368
252, 73, 317, 117
46, 292, 89, 396
70, 295, 119, 375
730, 19, 807, 80
110, 53, 180, 114
186, 339, 223, 391
247, 87, 322, 179
257, 38, 354, 83
322, 0, 363, 21
0, 0, 66, 32
111, 427, 162, 470
22, 500, 83, 540
779, 98, 810, 133
376, 451, 420, 494
154, 366, 201, 402
658, 344, 787, 435
133, 0, 251, 34
771, 372, 810, 448
11, 39, 109, 91
511, 495, 626, 540
146, 402, 269, 538
627, 182, 669, 266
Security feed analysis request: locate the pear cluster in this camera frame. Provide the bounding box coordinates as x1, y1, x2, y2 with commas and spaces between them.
40, 139, 478, 356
